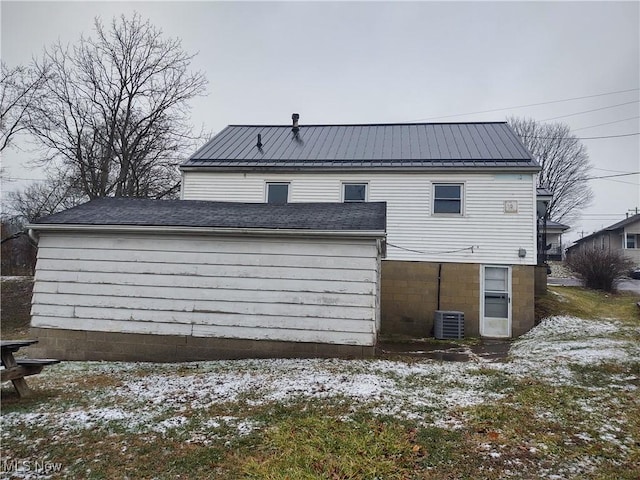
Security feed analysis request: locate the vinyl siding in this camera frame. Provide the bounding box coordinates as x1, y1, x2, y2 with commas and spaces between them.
182, 172, 537, 265
31, 232, 380, 346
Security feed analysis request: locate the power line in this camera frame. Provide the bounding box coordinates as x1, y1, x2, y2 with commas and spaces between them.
403, 87, 640, 122
3, 177, 47, 182
573, 132, 639, 139
602, 178, 640, 186
573, 116, 640, 132
580, 172, 640, 180
387, 243, 477, 255
523, 132, 639, 140
592, 167, 635, 173
539, 100, 639, 122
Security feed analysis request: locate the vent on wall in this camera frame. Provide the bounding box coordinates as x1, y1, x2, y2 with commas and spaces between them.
434, 310, 464, 339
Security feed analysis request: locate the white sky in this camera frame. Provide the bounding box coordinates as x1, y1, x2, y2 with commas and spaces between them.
1, 0, 639, 244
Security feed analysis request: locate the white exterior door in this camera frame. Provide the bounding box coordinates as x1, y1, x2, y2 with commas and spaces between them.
481, 266, 511, 338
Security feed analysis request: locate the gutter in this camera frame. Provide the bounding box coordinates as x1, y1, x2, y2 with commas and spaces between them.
27, 228, 39, 244
25, 223, 387, 240
179, 165, 542, 174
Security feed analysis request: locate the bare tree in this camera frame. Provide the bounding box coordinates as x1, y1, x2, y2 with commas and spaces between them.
25, 13, 208, 199
0, 62, 47, 153
6, 175, 86, 223
508, 117, 593, 225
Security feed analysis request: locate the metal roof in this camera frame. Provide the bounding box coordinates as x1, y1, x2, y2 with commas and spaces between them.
182, 122, 539, 171
31, 197, 386, 232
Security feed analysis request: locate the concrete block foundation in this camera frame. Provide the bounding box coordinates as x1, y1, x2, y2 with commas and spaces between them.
28, 328, 375, 362
380, 260, 535, 338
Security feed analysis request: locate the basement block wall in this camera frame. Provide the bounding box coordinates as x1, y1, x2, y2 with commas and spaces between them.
380, 261, 535, 338
27, 328, 375, 362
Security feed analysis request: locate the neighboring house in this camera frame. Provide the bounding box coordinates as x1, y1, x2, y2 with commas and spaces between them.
27, 198, 386, 361
544, 220, 571, 261
180, 117, 542, 338
567, 213, 640, 266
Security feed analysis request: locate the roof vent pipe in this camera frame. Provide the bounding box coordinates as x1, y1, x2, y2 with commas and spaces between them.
292, 113, 300, 133
256, 133, 262, 149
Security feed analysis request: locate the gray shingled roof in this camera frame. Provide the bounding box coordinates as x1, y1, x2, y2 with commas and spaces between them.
602, 213, 640, 232
182, 122, 539, 171
31, 197, 386, 232
545, 220, 570, 231
568, 214, 640, 247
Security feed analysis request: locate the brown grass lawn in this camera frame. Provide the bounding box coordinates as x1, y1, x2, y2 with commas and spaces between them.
1, 281, 639, 479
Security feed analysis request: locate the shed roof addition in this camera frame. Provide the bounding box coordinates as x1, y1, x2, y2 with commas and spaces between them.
182, 122, 539, 171
30, 197, 386, 233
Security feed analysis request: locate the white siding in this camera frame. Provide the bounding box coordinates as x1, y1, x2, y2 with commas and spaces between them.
183, 172, 537, 265
32, 233, 380, 346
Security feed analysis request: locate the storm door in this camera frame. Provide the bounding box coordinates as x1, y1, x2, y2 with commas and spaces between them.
481, 266, 511, 337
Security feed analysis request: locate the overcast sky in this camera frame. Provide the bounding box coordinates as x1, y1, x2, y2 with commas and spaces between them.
1, 1, 639, 244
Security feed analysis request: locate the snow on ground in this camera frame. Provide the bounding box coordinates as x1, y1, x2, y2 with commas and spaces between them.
1, 315, 638, 474
497, 316, 639, 386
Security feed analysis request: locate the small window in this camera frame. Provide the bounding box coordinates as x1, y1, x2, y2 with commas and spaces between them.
601, 236, 606, 250
433, 184, 462, 214
266, 183, 289, 204
627, 234, 637, 249
343, 183, 367, 203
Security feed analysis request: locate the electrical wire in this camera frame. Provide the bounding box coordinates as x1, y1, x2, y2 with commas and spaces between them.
539, 100, 639, 122
402, 87, 640, 122
387, 243, 477, 255
592, 167, 636, 173
522, 132, 639, 140
580, 172, 639, 180
573, 116, 640, 131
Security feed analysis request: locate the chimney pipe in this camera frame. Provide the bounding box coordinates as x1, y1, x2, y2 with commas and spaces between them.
256, 133, 262, 149
292, 113, 300, 133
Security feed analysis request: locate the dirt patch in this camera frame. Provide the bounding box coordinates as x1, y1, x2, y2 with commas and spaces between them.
1, 277, 34, 339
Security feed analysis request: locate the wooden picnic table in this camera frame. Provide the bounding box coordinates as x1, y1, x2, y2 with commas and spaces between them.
1, 340, 60, 397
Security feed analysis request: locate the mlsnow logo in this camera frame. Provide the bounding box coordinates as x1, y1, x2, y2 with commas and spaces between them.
1, 458, 63, 475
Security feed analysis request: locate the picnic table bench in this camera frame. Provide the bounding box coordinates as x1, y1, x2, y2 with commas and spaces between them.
1, 340, 60, 397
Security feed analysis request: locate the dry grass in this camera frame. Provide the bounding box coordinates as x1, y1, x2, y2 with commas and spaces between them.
536, 285, 640, 325
1, 283, 639, 479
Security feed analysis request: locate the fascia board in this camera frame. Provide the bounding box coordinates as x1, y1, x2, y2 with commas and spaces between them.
26, 223, 386, 239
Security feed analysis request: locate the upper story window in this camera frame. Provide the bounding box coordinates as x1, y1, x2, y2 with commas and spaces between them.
343, 183, 367, 203
627, 233, 637, 249
266, 182, 289, 204
433, 183, 463, 215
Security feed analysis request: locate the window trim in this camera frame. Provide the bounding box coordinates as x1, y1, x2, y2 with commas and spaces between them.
342, 182, 368, 203
626, 233, 637, 249
432, 182, 464, 216
265, 182, 290, 204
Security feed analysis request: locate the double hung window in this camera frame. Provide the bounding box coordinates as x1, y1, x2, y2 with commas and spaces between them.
433, 184, 463, 215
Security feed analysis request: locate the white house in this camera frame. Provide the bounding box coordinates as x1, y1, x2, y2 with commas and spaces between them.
27, 198, 386, 361
180, 117, 542, 338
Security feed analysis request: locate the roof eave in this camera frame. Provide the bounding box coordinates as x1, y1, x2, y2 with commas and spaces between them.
27, 223, 387, 239
180, 165, 541, 174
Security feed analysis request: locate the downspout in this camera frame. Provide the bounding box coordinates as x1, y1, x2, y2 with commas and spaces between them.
27, 228, 39, 245
437, 263, 442, 311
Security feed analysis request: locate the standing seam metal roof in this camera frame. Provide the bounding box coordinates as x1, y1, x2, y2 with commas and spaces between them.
182, 122, 538, 169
